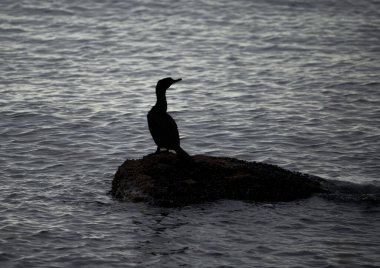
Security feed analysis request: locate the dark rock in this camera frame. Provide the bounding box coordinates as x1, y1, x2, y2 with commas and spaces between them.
111, 153, 327, 207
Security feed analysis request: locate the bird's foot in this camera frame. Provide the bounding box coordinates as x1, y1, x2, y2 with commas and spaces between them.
154, 147, 172, 155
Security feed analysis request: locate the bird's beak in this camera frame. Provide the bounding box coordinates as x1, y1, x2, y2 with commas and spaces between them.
172, 78, 182, 83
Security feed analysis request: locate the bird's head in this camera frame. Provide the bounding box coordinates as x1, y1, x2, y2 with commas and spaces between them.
156, 77, 182, 93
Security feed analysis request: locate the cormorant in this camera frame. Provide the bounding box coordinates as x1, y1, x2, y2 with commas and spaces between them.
147, 77, 192, 160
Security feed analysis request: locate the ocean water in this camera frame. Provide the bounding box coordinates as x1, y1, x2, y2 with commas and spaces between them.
1, 0, 380, 267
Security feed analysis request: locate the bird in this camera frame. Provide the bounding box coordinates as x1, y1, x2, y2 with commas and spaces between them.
147, 77, 192, 161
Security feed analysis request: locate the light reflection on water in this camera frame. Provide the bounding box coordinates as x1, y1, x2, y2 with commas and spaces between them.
0, 0, 380, 267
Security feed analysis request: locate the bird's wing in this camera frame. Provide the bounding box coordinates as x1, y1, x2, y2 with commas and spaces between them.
163, 113, 180, 145
147, 110, 180, 147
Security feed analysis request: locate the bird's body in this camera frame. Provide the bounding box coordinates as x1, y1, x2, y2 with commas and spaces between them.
147, 106, 180, 152
147, 77, 192, 160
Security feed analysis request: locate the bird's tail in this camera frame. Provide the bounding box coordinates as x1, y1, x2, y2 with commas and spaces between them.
174, 146, 194, 162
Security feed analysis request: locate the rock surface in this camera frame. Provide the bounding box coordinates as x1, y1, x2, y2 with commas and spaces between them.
111, 153, 327, 207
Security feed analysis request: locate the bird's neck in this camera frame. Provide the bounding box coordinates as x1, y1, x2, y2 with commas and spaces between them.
155, 91, 167, 112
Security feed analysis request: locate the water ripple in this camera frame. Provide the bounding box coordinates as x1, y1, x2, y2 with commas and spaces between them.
1, 0, 380, 267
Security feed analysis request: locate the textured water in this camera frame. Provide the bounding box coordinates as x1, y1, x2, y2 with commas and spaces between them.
1, 0, 380, 267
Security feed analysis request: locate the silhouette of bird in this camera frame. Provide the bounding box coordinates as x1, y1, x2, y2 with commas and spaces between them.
147, 77, 192, 161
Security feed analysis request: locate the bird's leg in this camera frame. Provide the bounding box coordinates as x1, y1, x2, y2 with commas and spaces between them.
155, 147, 161, 154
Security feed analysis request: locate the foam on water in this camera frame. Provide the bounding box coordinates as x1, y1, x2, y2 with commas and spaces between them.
1, 0, 380, 267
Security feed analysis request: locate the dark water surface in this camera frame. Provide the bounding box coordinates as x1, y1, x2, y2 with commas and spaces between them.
1, 0, 380, 267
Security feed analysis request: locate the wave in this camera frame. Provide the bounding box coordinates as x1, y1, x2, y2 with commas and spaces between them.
318, 178, 380, 203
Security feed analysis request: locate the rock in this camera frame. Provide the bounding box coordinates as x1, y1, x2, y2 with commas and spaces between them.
111, 153, 327, 207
